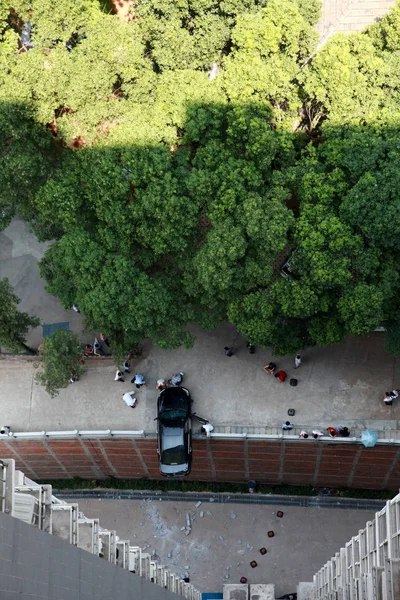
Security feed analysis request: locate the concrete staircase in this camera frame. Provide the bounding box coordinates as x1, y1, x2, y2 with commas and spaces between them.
0, 458, 201, 600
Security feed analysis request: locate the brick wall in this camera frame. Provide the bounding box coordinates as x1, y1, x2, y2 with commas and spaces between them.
0, 437, 399, 490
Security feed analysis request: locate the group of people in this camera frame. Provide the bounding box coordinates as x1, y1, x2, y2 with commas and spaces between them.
384, 389, 399, 405
84, 333, 110, 358
118, 365, 187, 409
282, 422, 351, 439
263, 354, 302, 384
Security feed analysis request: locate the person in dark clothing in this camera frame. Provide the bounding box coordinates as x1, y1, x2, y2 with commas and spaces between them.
224, 346, 234, 357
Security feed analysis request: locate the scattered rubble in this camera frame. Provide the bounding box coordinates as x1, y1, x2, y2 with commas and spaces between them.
195, 501, 202, 508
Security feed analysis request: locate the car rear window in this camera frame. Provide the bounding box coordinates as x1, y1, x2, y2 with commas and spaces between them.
161, 446, 186, 465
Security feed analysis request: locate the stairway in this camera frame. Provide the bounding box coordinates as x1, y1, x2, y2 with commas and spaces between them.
0, 458, 201, 600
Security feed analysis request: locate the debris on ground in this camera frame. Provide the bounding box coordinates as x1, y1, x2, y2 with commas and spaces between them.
195, 501, 202, 508
219, 535, 224, 541
200, 511, 204, 518
237, 539, 242, 544
231, 513, 237, 519
207, 510, 213, 516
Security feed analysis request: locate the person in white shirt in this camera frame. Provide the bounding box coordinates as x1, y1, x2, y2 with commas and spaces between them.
294, 354, 302, 368
201, 423, 214, 437
312, 430, 324, 439
122, 392, 137, 408
299, 430, 309, 439
0, 426, 11, 436
390, 389, 399, 400
114, 370, 125, 382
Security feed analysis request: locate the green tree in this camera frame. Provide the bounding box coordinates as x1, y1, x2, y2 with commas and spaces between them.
0, 278, 40, 354
35, 330, 83, 397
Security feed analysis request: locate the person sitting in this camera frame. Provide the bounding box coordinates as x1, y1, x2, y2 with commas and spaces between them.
169, 372, 184, 386
299, 430, 309, 439
84, 344, 94, 357
263, 362, 277, 375
390, 389, 399, 401
274, 370, 287, 383
282, 421, 293, 430
93, 337, 105, 357
337, 425, 350, 437
327, 426, 338, 438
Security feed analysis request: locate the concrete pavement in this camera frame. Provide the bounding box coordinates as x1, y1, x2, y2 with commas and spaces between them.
0, 325, 399, 434
74, 497, 377, 594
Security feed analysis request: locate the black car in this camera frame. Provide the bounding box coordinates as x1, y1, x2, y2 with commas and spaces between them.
157, 386, 192, 477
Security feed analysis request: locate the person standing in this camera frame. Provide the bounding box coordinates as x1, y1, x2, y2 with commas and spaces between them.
131, 373, 145, 389
294, 354, 302, 369
122, 391, 137, 408
123, 352, 132, 373
201, 422, 214, 437
114, 370, 125, 382
390, 389, 399, 401
224, 346, 234, 357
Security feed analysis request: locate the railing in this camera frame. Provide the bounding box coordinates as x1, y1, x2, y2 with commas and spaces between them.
314, 492, 400, 600
2, 424, 400, 444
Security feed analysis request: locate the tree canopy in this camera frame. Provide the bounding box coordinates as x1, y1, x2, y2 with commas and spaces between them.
2, 0, 400, 356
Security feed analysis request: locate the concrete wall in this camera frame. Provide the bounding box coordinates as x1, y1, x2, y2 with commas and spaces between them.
0, 510, 182, 600
0, 437, 399, 490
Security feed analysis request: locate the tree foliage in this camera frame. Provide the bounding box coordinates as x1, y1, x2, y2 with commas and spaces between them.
2, 0, 400, 356
0, 278, 40, 354
35, 330, 84, 397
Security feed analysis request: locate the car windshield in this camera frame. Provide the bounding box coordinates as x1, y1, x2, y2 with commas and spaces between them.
161, 445, 186, 465
160, 409, 187, 421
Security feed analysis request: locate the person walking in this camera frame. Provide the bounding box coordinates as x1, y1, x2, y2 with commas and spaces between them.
274, 370, 287, 383
312, 429, 324, 439
72, 305, 80, 313
299, 430, 309, 439
122, 391, 137, 408
131, 373, 145, 388
282, 421, 293, 430
263, 362, 277, 375
390, 389, 399, 401
114, 370, 125, 382
294, 354, 302, 369
201, 422, 214, 437
224, 346, 234, 357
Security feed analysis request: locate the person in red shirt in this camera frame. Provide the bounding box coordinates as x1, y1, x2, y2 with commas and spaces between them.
274, 370, 287, 382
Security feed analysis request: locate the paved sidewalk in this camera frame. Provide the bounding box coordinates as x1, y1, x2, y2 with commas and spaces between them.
0, 325, 399, 434
1, 222, 400, 435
